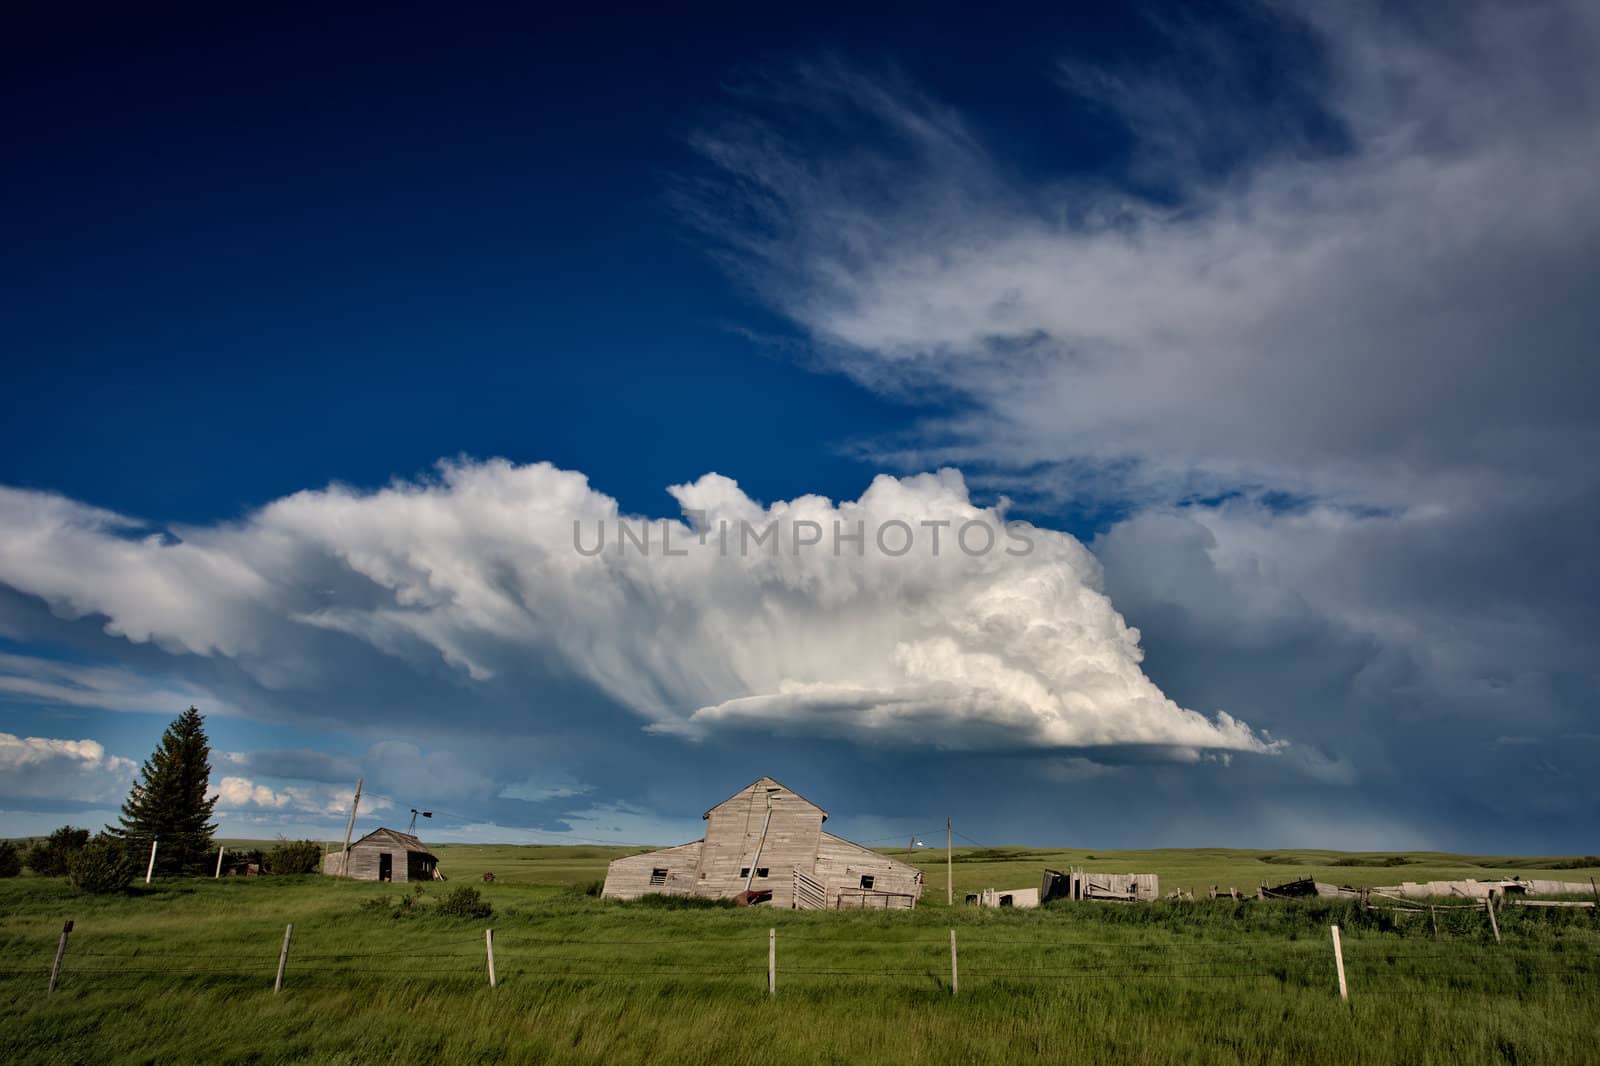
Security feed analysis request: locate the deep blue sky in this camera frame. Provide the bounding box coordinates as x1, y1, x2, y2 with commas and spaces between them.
1, 3, 1165, 527
4, 1, 1597, 853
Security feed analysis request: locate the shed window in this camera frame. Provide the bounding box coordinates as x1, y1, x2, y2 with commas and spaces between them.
739, 867, 749, 878
649, 868, 668, 886
859, 875, 875, 890
755, 867, 769, 878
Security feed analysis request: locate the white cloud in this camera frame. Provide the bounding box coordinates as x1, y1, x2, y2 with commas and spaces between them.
212, 774, 388, 817
0, 462, 1276, 757
0, 653, 229, 716
0, 732, 137, 805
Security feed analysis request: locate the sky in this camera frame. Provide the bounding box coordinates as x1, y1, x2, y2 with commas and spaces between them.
2, 1, 1597, 853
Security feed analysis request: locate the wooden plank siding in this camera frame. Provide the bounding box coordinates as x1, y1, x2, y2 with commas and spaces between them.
321, 827, 439, 883
813, 831, 923, 908
601, 777, 923, 909
595, 842, 703, 900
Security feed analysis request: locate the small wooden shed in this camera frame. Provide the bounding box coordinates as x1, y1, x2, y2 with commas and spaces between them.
322, 827, 443, 883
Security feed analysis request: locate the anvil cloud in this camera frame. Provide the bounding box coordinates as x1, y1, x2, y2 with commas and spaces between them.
0, 463, 1275, 756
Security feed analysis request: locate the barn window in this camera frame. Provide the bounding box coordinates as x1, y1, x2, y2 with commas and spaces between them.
859, 875, 875, 890
756, 867, 769, 878
649, 868, 668, 886
739, 867, 749, 878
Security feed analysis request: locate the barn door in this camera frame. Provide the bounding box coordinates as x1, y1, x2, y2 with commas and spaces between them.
378, 853, 393, 881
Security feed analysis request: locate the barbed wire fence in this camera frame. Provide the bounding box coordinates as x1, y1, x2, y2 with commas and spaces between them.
19, 917, 1599, 998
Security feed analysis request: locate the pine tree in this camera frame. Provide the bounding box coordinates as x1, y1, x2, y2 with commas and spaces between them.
108, 706, 219, 875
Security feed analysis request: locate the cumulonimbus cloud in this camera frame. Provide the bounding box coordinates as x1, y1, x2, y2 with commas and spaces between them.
0, 462, 1278, 757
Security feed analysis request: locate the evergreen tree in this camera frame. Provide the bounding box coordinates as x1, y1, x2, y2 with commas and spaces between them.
108, 706, 219, 875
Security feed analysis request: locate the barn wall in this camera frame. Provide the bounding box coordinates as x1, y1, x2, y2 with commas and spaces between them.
601, 842, 703, 900
814, 832, 923, 907
694, 780, 824, 908
322, 842, 429, 882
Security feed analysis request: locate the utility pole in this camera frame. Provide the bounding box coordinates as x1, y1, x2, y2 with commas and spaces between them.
338, 777, 362, 877
947, 817, 953, 906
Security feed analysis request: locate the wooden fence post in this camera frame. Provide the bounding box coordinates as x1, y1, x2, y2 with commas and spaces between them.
1330, 925, 1348, 1002
1430, 905, 1438, 940
215, 846, 225, 879
950, 929, 959, 996
274, 923, 293, 993
768, 928, 776, 997
47, 920, 73, 994
145, 839, 158, 884
1485, 898, 1501, 944
485, 928, 496, 988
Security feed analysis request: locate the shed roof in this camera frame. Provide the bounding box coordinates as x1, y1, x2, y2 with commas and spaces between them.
703, 776, 828, 821
348, 827, 435, 855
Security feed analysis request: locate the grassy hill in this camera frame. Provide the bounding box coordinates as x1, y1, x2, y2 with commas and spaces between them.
419, 842, 1600, 901
1, 846, 1596, 1064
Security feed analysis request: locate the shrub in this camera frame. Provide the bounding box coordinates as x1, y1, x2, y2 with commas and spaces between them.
435, 885, 493, 919
69, 836, 135, 895
630, 892, 735, 910
0, 841, 20, 878
26, 826, 90, 877
265, 839, 324, 875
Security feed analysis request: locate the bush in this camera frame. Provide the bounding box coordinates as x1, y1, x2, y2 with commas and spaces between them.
69, 836, 135, 895
265, 839, 324, 875
0, 841, 20, 877
26, 826, 90, 877
434, 885, 493, 920
629, 892, 735, 910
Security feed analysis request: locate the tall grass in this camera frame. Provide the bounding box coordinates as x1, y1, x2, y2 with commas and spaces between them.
2, 870, 1597, 1064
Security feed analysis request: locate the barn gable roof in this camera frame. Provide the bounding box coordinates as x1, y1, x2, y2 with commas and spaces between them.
349, 827, 435, 855
818, 831, 919, 875
703, 776, 828, 821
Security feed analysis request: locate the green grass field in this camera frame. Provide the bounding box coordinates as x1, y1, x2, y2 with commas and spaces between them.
2, 845, 1597, 1064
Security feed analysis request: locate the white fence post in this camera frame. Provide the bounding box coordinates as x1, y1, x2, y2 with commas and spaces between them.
486, 928, 496, 988
1330, 924, 1348, 1001
274, 923, 293, 993
145, 839, 158, 884
950, 929, 959, 996
768, 928, 776, 997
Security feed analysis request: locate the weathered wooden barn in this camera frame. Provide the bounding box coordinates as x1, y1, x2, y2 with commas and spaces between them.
601, 777, 924, 909
322, 827, 443, 883
1040, 867, 1160, 903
